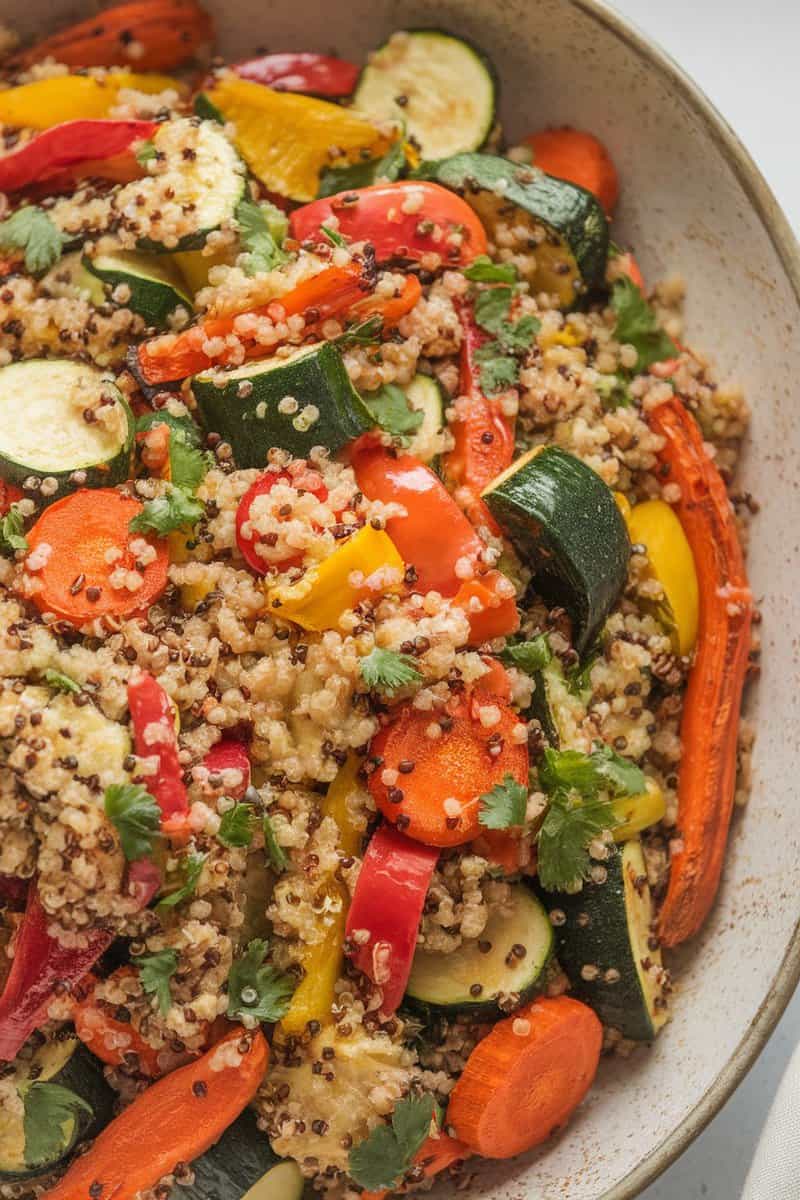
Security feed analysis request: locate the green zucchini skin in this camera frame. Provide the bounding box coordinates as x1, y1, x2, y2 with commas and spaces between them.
483, 446, 630, 655
550, 839, 669, 1042
83, 252, 193, 329
0, 361, 134, 505
404, 883, 553, 1019
413, 152, 609, 307
191, 341, 374, 466
179, 1108, 301, 1200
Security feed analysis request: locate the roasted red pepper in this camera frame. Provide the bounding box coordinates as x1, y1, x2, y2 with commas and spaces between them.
127, 672, 188, 819
202, 738, 251, 800
232, 51, 359, 97
289, 182, 488, 267
0, 480, 24, 516
345, 824, 439, 1015
0, 874, 29, 910
235, 468, 329, 574
0, 886, 113, 1061
0, 119, 157, 194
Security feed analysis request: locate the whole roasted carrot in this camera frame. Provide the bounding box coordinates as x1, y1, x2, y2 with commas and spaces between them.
650, 397, 753, 947
44, 1026, 268, 1200
9, 0, 213, 72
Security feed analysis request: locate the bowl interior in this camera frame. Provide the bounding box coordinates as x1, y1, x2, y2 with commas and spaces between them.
8, 0, 800, 1196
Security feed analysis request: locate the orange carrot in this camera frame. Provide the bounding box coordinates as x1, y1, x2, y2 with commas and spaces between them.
10, 0, 213, 72
44, 1026, 267, 1200
448, 995, 602, 1157
649, 397, 753, 947
135, 266, 421, 385
472, 827, 532, 875
452, 572, 520, 644
615, 250, 645, 291
524, 127, 619, 214
25, 488, 168, 625
361, 1134, 470, 1200
475, 656, 513, 703
74, 968, 171, 1077
368, 693, 529, 847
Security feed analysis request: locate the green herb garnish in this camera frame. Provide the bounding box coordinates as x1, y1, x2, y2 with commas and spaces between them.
129, 487, 204, 535
0, 503, 28, 555
157, 850, 207, 910
22, 1083, 91, 1168
362, 382, 423, 443
359, 647, 422, 692
226, 938, 295, 1023
235, 198, 289, 276
134, 948, 179, 1015
104, 783, 161, 861
0, 206, 65, 273
610, 276, 677, 372
478, 773, 528, 830
498, 636, 552, 674
349, 1094, 440, 1190
218, 801, 255, 849
43, 669, 81, 694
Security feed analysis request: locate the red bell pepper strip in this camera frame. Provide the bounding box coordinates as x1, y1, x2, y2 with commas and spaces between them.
650, 397, 753, 947
0, 480, 25, 516
0, 119, 156, 194
235, 468, 329, 574
290, 182, 488, 267
134, 265, 420, 385
232, 51, 359, 97
202, 738, 251, 800
126, 857, 162, 908
0, 886, 113, 1061
0, 874, 29, 910
74, 967, 167, 1077
127, 672, 188, 819
345, 823, 439, 1015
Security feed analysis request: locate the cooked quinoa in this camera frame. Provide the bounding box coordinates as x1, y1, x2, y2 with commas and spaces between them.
0, 13, 756, 1200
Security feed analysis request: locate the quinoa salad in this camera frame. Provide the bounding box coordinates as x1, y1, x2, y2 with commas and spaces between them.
0, 7, 758, 1200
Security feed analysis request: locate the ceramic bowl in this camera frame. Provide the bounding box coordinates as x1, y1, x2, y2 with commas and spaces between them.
9, 0, 800, 1195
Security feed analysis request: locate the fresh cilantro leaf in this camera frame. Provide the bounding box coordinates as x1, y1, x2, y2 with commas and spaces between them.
104, 783, 161, 861
135, 139, 158, 165
135, 410, 203, 448
498, 312, 540, 353
474, 285, 513, 334
463, 255, 517, 284
157, 850, 207, 910
44, 668, 81, 694
134, 948, 178, 1015
330, 314, 384, 348
564, 651, 598, 698
479, 773, 528, 830
537, 790, 618, 891
320, 224, 346, 248
263, 814, 288, 873
129, 486, 204, 535
539, 745, 645, 801
317, 131, 406, 198
499, 636, 552, 674
589, 743, 647, 798
218, 801, 254, 848
595, 373, 633, 410
22, 1082, 91, 1168
194, 93, 225, 124
610, 276, 678, 371
236, 198, 290, 277
349, 1095, 438, 1190
0, 504, 28, 555
473, 340, 519, 393
226, 938, 295, 1022
362, 383, 423, 442
168, 439, 212, 494
359, 647, 422, 692
0, 206, 65, 273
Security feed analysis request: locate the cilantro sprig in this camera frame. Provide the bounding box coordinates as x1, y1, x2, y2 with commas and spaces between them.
498, 636, 552, 675
348, 1094, 441, 1190
129, 488, 204, 535
44, 668, 81, 694
226, 938, 295, 1022
463, 255, 517, 284
471, 285, 540, 394
129, 413, 210, 535
0, 504, 28, 555
22, 1083, 91, 1168
263, 814, 288, 873
218, 801, 255, 849
479, 774, 528, 830
104, 783, 161, 861
134, 948, 178, 1015
610, 276, 677, 372
0, 205, 65, 273
359, 647, 422, 692
235, 198, 289, 277
362, 383, 423, 443
157, 850, 207, 910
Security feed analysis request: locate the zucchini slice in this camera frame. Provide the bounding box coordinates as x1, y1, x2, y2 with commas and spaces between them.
191, 342, 374, 467
0, 1035, 114, 1182
404, 373, 446, 466
529, 656, 587, 749
553, 838, 669, 1041
405, 883, 553, 1016
0, 360, 134, 501
482, 446, 630, 655
181, 1108, 303, 1200
83, 251, 193, 329
115, 118, 247, 253
354, 30, 497, 159
39, 252, 107, 306
415, 152, 609, 306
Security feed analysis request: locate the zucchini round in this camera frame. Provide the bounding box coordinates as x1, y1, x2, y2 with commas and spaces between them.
191, 341, 374, 466
482, 445, 630, 655
83, 251, 193, 329
414, 152, 609, 307
0, 360, 134, 502
180, 1108, 303, 1200
552, 838, 669, 1041
404, 373, 446, 466
405, 883, 553, 1017
353, 30, 497, 160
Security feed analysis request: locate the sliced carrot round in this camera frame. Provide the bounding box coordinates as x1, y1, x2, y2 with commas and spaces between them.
368, 694, 528, 847
524, 127, 619, 215
25, 488, 168, 624
448, 995, 602, 1158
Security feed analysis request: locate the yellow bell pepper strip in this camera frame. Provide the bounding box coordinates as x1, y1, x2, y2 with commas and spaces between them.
266, 525, 404, 632
0, 73, 185, 130
626, 498, 700, 656
611, 778, 666, 841
280, 756, 365, 1035
201, 75, 390, 202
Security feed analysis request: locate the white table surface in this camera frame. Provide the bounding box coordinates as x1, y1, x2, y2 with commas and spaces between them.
608, 7, 800, 1197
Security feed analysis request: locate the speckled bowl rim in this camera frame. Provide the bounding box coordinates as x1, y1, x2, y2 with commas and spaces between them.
567, 2, 800, 1196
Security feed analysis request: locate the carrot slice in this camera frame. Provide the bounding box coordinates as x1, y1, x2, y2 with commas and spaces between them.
10, 0, 213, 72
25, 488, 168, 625
448, 995, 602, 1157
649, 397, 753, 947
44, 1026, 267, 1200
368, 693, 528, 847
524, 127, 619, 215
